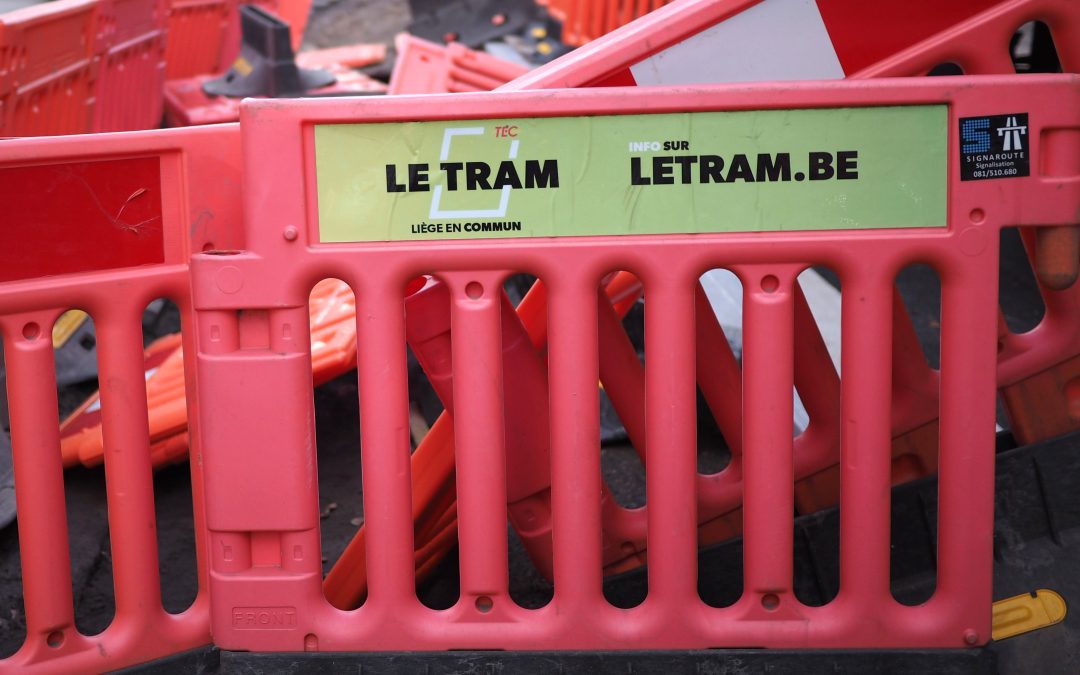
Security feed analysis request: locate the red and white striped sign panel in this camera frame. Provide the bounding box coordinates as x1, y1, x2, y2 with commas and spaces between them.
507, 0, 1013, 90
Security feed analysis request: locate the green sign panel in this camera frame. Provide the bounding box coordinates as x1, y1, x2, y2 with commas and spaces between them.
314, 105, 947, 242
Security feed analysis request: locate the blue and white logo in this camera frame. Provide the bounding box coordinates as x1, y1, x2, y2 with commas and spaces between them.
958, 113, 1030, 181
997, 115, 1027, 151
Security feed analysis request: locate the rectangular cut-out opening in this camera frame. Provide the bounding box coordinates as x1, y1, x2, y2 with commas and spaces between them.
306, 279, 366, 611
595, 270, 647, 609
52, 311, 115, 639
890, 265, 942, 606
694, 269, 745, 609
0, 335, 22, 658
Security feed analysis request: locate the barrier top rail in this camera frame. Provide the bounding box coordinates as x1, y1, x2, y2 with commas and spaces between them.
194, 75, 1079, 651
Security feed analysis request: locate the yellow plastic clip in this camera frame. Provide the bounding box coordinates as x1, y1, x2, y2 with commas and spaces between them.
992, 589, 1067, 641
52, 310, 89, 349
232, 57, 254, 77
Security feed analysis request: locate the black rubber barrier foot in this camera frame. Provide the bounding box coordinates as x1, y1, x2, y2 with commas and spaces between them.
123, 647, 995, 674
202, 5, 335, 99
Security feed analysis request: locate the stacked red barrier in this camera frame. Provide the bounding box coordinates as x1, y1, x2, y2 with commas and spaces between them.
0, 0, 98, 135
93, 0, 169, 131
388, 34, 528, 95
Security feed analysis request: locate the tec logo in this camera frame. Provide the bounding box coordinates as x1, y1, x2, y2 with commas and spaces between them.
958, 113, 1030, 182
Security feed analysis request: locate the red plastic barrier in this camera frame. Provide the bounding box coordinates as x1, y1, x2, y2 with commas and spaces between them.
164, 0, 232, 79
195, 76, 1080, 650
0, 0, 97, 136
0, 123, 242, 671
93, 0, 169, 132
388, 34, 528, 95
541, 0, 672, 46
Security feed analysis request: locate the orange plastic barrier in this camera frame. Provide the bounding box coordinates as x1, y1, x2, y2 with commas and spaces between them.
196, 76, 1080, 651
92, 0, 169, 132
0, 0, 97, 135
388, 34, 528, 95
0, 123, 243, 671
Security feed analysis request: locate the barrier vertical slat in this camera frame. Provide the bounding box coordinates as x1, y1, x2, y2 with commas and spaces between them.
837, 271, 893, 603
740, 272, 794, 598
935, 263, 998, 622
447, 273, 510, 604
546, 276, 603, 607
95, 303, 164, 620
355, 280, 417, 606
643, 276, 697, 604
1, 314, 76, 638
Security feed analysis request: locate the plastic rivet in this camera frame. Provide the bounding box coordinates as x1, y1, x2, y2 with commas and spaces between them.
283, 226, 298, 241
46, 630, 63, 648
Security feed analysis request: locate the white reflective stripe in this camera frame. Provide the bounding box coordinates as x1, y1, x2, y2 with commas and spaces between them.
629, 0, 844, 86
797, 268, 842, 372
